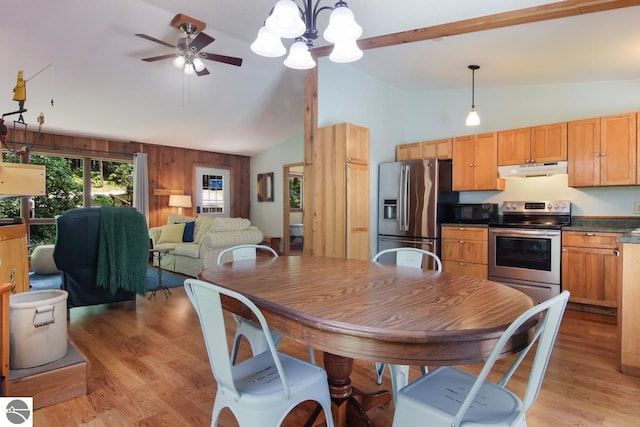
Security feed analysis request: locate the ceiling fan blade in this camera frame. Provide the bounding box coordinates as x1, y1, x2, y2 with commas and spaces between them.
196, 68, 210, 77
200, 52, 243, 67
191, 32, 215, 51
142, 54, 178, 62
135, 33, 176, 49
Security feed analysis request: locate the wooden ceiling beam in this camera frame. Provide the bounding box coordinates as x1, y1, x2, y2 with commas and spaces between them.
312, 0, 640, 56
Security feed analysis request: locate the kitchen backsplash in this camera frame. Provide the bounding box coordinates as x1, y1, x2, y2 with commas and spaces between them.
459, 174, 640, 217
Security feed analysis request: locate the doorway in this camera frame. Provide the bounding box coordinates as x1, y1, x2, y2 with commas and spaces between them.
283, 163, 304, 256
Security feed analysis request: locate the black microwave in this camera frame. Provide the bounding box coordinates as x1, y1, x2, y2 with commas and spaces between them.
454, 203, 498, 223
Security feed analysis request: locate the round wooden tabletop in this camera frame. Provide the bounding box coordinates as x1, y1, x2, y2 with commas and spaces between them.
200, 256, 534, 366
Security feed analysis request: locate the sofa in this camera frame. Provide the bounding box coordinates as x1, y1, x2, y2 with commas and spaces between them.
149, 214, 264, 277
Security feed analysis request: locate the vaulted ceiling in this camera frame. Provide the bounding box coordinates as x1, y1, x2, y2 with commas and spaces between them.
1, 0, 639, 156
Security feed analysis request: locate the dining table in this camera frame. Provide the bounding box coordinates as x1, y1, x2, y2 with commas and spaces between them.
199, 255, 534, 427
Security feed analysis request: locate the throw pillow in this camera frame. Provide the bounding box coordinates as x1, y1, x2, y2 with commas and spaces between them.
157, 223, 186, 244
182, 221, 195, 242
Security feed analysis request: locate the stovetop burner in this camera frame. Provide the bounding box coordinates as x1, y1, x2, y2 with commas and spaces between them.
490, 200, 571, 229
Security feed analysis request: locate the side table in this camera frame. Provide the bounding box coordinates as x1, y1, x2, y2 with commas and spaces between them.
149, 248, 174, 299
261, 236, 281, 255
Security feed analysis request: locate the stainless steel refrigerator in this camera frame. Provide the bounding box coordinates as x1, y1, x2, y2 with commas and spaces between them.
377, 159, 458, 268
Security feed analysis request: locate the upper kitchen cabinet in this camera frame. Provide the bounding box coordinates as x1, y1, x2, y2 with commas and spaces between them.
396, 142, 422, 161
314, 123, 370, 261
396, 138, 452, 161
453, 133, 505, 191
497, 123, 567, 166
568, 113, 637, 187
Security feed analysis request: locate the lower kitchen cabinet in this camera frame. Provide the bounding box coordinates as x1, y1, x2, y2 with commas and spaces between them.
561, 231, 622, 308
0, 224, 29, 294
441, 226, 488, 279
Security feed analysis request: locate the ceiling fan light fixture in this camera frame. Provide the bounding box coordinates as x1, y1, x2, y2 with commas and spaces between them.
323, 2, 362, 44
193, 57, 206, 72
284, 40, 316, 70
466, 65, 481, 127
173, 55, 186, 69
265, 0, 306, 39
251, 26, 287, 57
329, 38, 362, 63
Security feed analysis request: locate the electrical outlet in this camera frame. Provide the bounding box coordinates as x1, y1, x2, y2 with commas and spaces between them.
635, 202, 640, 214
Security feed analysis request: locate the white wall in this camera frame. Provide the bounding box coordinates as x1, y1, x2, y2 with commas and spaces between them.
251, 66, 640, 257
250, 132, 304, 239
318, 58, 406, 257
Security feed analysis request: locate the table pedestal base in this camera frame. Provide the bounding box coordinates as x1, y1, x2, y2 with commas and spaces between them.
323, 352, 391, 427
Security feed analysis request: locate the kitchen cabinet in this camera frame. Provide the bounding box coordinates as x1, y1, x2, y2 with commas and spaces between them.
498, 123, 567, 166
561, 231, 622, 308
314, 123, 370, 261
568, 113, 636, 187
452, 133, 505, 191
396, 139, 452, 161
441, 226, 488, 279
396, 142, 422, 161
0, 223, 29, 294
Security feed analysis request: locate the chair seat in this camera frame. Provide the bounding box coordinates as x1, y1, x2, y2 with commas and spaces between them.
231, 351, 327, 397
394, 366, 525, 427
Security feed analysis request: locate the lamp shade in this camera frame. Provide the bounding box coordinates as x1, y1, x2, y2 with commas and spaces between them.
329, 39, 363, 63
169, 195, 192, 209
173, 55, 186, 69
251, 26, 287, 57
284, 41, 316, 69
466, 108, 480, 126
323, 5, 362, 43
265, 0, 306, 39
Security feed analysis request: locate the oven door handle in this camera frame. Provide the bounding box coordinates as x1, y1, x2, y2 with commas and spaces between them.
489, 228, 560, 237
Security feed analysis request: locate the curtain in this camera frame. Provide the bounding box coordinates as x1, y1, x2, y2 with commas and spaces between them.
132, 152, 149, 223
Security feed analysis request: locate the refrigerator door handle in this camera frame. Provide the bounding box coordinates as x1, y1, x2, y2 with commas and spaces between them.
402, 163, 410, 231
398, 164, 406, 231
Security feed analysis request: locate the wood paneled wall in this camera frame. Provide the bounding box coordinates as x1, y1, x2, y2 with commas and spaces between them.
5, 128, 251, 229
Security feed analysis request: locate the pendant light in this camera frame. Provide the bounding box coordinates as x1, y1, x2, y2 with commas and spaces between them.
466, 65, 480, 126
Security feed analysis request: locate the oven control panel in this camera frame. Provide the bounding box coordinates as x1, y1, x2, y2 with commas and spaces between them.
502, 200, 571, 214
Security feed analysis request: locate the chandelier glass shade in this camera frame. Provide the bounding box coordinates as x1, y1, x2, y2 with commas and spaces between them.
252, 0, 363, 69
466, 65, 481, 126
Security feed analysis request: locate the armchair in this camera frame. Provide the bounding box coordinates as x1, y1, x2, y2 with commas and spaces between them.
53, 207, 149, 312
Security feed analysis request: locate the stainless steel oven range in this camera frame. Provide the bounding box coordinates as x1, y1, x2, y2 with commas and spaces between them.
488, 200, 571, 303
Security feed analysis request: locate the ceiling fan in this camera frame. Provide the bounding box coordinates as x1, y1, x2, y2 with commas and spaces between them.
135, 14, 243, 76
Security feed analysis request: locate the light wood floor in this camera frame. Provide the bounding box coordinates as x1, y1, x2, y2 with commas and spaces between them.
33, 285, 640, 426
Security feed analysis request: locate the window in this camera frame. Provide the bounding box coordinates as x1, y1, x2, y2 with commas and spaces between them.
289, 173, 303, 211
195, 167, 230, 216
0, 152, 132, 248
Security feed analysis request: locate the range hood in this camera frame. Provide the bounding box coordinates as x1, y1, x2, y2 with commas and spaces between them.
498, 161, 568, 178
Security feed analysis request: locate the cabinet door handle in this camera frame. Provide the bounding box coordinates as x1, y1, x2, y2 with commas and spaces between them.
614, 248, 620, 256
562, 248, 567, 252
468, 163, 473, 167
595, 153, 600, 157
601, 152, 606, 156
458, 240, 465, 244
458, 262, 466, 266
584, 232, 597, 236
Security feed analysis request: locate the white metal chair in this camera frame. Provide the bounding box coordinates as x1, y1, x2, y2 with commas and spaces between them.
217, 244, 315, 365
392, 291, 570, 427
217, 245, 283, 364
372, 247, 442, 402
184, 279, 334, 427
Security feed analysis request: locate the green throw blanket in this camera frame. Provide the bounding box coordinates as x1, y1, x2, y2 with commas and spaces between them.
96, 206, 149, 295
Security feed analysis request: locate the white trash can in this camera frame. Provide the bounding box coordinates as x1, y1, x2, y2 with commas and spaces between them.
9, 289, 68, 369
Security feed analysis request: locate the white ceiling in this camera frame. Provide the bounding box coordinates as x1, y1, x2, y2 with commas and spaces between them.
1, 1, 640, 156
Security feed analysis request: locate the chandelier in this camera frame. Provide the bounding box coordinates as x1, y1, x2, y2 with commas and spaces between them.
251, 0, 363, 70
